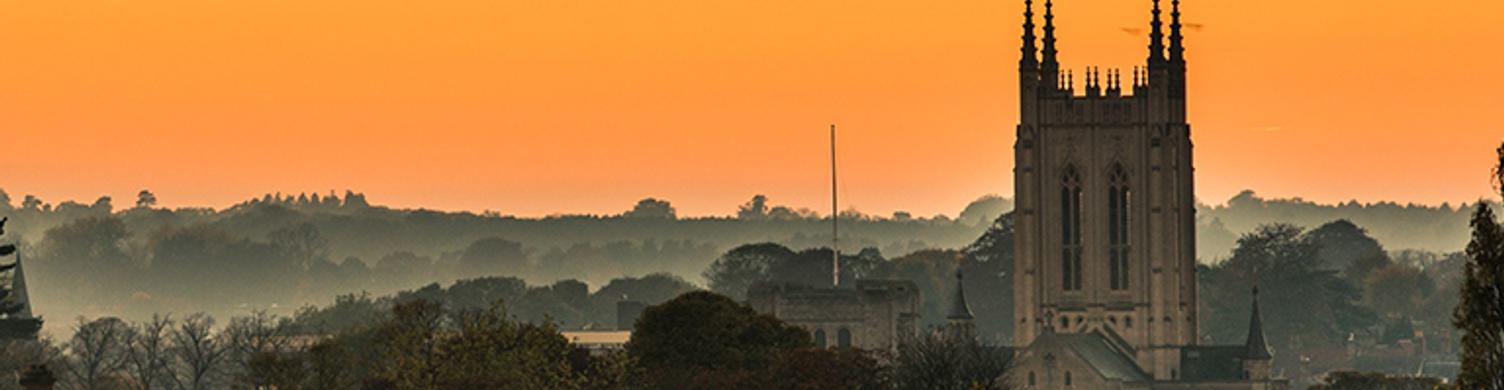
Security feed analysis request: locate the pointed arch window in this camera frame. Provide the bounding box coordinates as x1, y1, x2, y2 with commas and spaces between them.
1060, 164, 1083, 291
1108, 164, 1131, 290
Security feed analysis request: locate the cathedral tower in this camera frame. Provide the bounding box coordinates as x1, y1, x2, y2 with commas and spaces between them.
1012, 0, 1196, 380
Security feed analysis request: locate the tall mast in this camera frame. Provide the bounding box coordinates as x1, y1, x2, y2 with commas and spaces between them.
830, 124, 840, 288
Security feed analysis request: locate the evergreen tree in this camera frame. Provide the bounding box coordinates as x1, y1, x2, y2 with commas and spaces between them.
1453, 143, 1504, 389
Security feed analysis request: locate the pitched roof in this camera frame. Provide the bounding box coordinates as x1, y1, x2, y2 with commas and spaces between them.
1035, 331, 1151, 382
1181, 346, 1247, 381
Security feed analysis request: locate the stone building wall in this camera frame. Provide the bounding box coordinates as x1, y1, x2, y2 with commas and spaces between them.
747, 279, 921, 351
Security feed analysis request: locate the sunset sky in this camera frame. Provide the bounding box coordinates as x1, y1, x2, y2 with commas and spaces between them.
0, 0, 1500, 217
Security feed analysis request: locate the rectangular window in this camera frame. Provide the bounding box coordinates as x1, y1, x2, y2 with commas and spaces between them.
1108, 185, 1131, 290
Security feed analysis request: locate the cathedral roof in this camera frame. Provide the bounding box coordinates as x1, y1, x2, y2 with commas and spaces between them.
1032, 331, 1151, 382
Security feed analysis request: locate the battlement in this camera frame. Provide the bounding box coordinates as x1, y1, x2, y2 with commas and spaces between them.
1029, 67, 1158, 126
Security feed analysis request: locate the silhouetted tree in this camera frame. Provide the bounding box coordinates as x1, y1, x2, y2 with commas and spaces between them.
168, 314, 227, 390
889, 332, 1014, 390
623, 198, 676, 220
1455, 203, 1504, 389
626, 291, 808, 389
122, 315, 174, 390
136, 190, 158, 209
1307, 219, 1390, 282
962, 212, 1016, 341
703, 243, 796, 299
63, 317, 131, 389
736, 195, 770, 220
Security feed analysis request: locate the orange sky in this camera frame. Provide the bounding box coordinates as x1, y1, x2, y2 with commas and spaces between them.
0, 0, 1500, 218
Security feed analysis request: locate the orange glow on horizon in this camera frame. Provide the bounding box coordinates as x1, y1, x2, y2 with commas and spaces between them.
0, 0, 1500, 217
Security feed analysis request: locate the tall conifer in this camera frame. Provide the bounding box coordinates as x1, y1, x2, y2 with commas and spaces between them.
1454, 144, 1504, 389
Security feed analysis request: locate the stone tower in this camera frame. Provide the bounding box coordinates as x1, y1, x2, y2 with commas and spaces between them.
1012, 0, 1196, 380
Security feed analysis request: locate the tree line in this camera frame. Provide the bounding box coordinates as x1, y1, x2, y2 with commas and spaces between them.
0, 290, 1014, 390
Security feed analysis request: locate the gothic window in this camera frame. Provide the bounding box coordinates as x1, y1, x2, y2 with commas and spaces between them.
1107, 164, 1131, 290
814, 329, 827, 348
1060, 164, 1083, 291
1028, 372, 1036, 386
837, 328, 852, 348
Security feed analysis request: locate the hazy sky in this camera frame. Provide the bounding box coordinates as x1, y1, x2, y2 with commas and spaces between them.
0, 0, 1499, 217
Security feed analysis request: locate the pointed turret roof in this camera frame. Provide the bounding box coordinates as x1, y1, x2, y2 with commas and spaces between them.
1244, 286, 1272, 360
947, 267, 974, 320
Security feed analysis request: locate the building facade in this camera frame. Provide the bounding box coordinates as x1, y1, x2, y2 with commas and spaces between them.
747, 279, 921, 351
1009, 0, 1284, 388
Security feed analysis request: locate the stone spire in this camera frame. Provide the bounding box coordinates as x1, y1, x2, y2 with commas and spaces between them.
1148, 0, 1167, 66
1041, 0, 1059, 77
1021, 0, 1038, 69
1168, 0, 1184, 64
1244, 286, 1272, 360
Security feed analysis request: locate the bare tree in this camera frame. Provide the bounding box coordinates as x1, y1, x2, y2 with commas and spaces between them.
0, 337, 63, 390
169, 314, 227, 390
122, 315, 174, 390
889, 332, 1015, 390
64, 317, 131, 390
225, 311, 295, 386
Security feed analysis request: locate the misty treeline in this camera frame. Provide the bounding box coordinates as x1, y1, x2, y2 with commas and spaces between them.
1196, 190, 1487, 261
0, 185, 1487, 338
0, 190, 1005, 333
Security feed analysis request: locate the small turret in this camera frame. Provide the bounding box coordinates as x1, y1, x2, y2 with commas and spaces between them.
946, 266, 975, 338
1242, 286, 1273, 380
12, 248, 30, 319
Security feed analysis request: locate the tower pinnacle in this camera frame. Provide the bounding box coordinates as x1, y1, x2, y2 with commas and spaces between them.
1148, 0, 1166, 65
1169, 0, 1185, 63
1021, 0, 1038, 68
1041, 0, 1059, 74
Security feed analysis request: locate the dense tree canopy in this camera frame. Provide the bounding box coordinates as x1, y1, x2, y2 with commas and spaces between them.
1199, 224, 1377, 370
626, 291, 809, 388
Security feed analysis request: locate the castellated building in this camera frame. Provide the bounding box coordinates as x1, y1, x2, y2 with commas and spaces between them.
747, 279, 921, 351
1009, 0, 1286, 388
